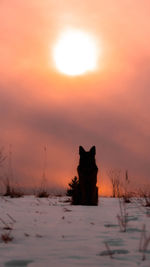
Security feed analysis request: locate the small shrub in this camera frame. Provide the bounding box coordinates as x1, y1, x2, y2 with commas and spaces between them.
4, 187, 23, 198
107, 169, 121, 198
66, 176, 79, 197
36, 190, 49, 198
122, 193, 132, 204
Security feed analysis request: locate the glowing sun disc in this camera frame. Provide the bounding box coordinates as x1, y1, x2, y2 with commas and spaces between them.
53, 29, 98, 76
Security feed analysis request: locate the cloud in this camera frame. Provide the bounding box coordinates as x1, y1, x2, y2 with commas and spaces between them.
0, 0, 150, 192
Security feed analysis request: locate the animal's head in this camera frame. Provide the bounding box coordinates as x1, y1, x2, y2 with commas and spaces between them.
79, 146, 96, 167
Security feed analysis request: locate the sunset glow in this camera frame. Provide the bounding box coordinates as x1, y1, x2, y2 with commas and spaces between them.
53, 29, 98, 76
1, 0, 150, 195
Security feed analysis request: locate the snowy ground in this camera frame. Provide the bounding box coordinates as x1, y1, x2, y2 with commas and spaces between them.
0, 196, 150, 267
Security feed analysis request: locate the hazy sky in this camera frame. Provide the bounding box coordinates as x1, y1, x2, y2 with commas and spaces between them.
0, 0, 150, 194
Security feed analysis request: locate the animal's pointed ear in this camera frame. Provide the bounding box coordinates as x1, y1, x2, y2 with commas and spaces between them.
90, 146, 96, 155
79, 146, 85, 155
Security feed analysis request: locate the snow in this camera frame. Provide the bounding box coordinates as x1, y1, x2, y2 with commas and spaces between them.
0, 196, 150, 267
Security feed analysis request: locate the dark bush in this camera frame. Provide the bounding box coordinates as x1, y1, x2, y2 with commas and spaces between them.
66, 176, 79, 197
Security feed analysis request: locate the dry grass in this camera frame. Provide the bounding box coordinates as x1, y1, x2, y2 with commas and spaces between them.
36, 190, 49, 198
104, 242, 114, 259
0, 214, 16, 244
0, 218, 13, 230
122, 192, 132, 203
139, 224, 150, 261
1, 231, 13, 243
117, 198, 128, 232
138, 189, 150, 207
3, 185, 24, 198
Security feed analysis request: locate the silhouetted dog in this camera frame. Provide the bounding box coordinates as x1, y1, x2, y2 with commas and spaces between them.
72, 146, 98, 205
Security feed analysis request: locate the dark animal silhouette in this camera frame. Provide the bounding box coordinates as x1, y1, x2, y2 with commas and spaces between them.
72, 146, 98, 205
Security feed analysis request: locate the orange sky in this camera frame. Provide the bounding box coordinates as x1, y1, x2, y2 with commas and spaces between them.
0, 0, 150, 195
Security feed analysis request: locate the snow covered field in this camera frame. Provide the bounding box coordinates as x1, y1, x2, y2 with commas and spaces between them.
0, 196, 150, 267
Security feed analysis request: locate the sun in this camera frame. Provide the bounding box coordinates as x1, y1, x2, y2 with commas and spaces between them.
53, 29, 98, 76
